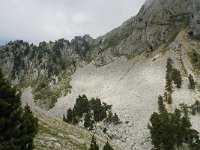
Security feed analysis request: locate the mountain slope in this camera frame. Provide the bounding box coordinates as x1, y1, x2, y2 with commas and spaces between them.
32, 110, 123, 150
1, 0, 200, 149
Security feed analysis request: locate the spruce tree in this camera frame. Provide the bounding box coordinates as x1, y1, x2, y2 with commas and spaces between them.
0, 69, 38, 149
89, 135, 99, 150
103, 141, 114, 150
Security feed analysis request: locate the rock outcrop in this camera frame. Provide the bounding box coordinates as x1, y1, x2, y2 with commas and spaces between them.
91, 0, 200, 65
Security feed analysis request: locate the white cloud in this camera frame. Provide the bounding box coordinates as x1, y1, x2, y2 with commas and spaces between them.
0, 0, 145, 44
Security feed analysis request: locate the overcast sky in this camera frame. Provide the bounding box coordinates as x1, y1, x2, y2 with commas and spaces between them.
0, 0, 145, 45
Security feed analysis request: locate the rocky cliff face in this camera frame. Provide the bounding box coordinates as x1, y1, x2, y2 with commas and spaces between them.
91, 0, 200, 65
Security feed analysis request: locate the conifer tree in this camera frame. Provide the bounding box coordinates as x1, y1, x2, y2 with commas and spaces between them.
0, 69, 38, 149
67, 108, 73, 123
149, 96, 200, 150
84, 112, 93, 129
167, 94, 172, 105
165, 58, 173, 93
172, 68, 182, 88
158, 95, 166, 113
89, 135, 99, 150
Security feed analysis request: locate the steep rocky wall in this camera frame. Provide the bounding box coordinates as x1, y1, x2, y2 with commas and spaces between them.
91, 0, 200, 65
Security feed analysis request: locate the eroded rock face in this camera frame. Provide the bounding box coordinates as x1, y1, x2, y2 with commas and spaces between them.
91, 0, 200, 65
189, 0, 200, 39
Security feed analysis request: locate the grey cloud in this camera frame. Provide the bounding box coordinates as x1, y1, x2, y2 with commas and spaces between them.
0, 0, 145, 44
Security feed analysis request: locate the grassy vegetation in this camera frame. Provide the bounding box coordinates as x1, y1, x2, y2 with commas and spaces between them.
35, 123, 88, 150
32, 75, 72, 110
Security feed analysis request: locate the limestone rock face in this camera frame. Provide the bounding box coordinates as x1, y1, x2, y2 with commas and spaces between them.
189, 0, 200, 39
91, 0, 200, 65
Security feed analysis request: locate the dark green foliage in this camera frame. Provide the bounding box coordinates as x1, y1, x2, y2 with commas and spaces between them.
90, 98, 107, 122
188, 74, 195, 89
187, 100, 200, 116
72, 108, 78, 125
84, 113, 93, 130
103, 141, 114, 150
167, 94, 172, 105
63, 95, 120, 130
194, 100, 200, 113
165, 58, 182, 93
172, 68, 182, 88
105, 111, 120, 125
74, 95, 90, 117
164, 92, 168, 102
66, 108, 73, 123
0, 69, 38, 150
12, 53, 25, 78
158, 95, 166, 113
103, 128, 107, 134
165, 58, 173, 93
89, 135, 99, 150
148, 96, 200, 150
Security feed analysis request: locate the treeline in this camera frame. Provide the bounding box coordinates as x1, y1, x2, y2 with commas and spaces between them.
148, 96, 200, 150
63, 95, 120, 130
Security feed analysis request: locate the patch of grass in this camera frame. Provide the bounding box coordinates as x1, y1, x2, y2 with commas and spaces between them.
36, 122, 88, 150
32, 75, 72, 110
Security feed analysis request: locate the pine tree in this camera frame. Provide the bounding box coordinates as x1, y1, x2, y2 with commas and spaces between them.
167, 94, 172, 105
188, 74, 195, 89
164, 92, 168, 102
67, 108, 73, 123
84, 112, 93, 129
89, 135, 99, 150
0, 69, 38, 149
19, 105, 38, 149
74, 95, 90, 117
158, 95, 166, 113
149, 95, 200, 150
165, 58, 173, 93
103, 141, 114, 150
172, 68, 182, 88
